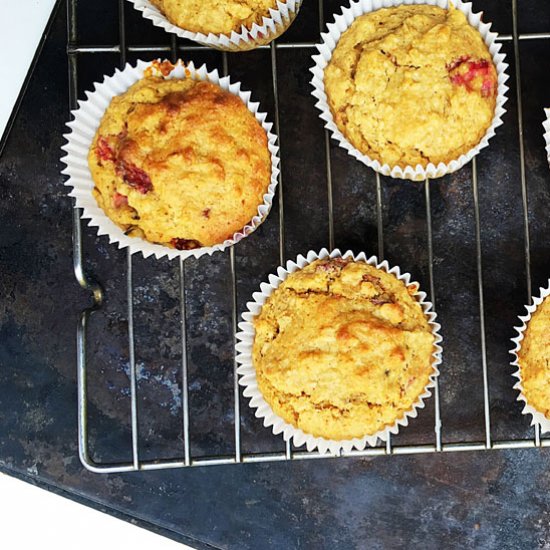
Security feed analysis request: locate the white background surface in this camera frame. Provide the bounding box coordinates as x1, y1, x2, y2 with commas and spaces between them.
0, 0, 57, 139
0, 473, 184, 549
0, 2, 193, 548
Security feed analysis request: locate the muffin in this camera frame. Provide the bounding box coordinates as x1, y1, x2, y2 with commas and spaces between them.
88, 75, 271, 250
140, 0, 302, 50
151, 0, 282, 35
323, 4, 498, 169
516, 294, 550, 421
252, 257, 436, 441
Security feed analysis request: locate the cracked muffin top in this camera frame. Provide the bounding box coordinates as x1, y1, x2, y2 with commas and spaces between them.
252, 258, 436, 440
324, 5, 497, 169
150, 0, 280, 35
88, 75, 271, 250
518, 295, 550, 420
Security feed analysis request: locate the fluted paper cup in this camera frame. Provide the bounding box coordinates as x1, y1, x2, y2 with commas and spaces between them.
310, 0, 509, 181
126, 0, 302, 51
510, 280, 550, 433
543, 108, 550, 167
235, 248, 443, 455
61, 59, 280, 261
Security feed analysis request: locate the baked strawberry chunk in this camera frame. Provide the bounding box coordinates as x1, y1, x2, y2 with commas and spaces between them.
171, 238, 202, 250
96, 136, 115, 162
446, 55, 471, 71
448, 57, 496, 97
116, 160, 153, 194
96, 131, 153, 194
113, 192, 128, 208
481, 78, 496, 98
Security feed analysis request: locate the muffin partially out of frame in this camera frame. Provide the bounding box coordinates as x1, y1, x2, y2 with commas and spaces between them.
323, 4, 498, 169
142, 0, 302, 51
151, 0, 282, 35
516, 294, 550, 421
88, 75, 271, 250
252, 257, 436, 441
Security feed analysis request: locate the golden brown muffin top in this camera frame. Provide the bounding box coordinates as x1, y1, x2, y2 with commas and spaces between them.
150, 0, 280, 35
324, 5, 497, 169
253, 258, 435, 440
88, 75, 271, 249
518, 295, 550, 419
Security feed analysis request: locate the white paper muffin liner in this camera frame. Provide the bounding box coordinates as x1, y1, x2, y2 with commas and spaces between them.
235, 248, 443, 455
510, 280, 550, 434
310, 0, 509, 181
60, 59, 280, 261
543, 108, 550, 166
126, 0, 303, 51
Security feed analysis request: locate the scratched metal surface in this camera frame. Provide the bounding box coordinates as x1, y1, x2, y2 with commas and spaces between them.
1, 0, 550, 547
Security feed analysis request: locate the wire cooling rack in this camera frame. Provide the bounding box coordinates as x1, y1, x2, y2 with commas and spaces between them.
68, 0, 550, 472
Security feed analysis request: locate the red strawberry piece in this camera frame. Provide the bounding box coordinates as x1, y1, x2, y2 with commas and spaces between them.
96, 136, 115, 162
116, 160, 153, 194
463, 60, 491, 85
481, 78, 496, 98
362, 274, 380, 284
469, 59, 490, 72
113, 192, 128, 208
450, 73, 466, 86
449, 58, 495, 96
446, 55, 470, 71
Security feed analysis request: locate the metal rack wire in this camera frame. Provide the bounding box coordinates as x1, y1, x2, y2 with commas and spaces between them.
68, 0, 548, 473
